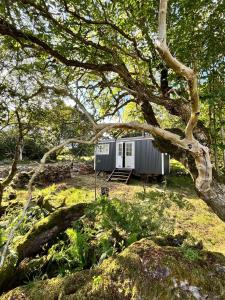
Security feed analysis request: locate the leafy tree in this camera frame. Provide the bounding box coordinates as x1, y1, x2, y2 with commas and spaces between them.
0, 0, 224, 220
0, 49, 91, 205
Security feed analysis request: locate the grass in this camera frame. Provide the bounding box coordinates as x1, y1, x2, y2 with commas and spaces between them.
57, 173, 225, 255
2, 159, 225, 300
173, 197, 225, 254
34, 185, 94, 207
2, 160, 225, 256
1, 167, 225, 300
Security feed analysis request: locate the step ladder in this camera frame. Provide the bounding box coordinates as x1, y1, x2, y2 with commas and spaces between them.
107, 168, 133, 184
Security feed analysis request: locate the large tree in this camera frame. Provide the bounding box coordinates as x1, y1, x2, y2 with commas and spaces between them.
0, 46, 92, 206
0, 0, 224, 219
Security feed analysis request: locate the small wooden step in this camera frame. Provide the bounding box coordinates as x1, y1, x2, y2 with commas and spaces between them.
107, 168, 133, 184
110, 177, 127, 181
113, 172, 130, 175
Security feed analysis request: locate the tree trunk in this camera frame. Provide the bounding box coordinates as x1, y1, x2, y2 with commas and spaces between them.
199, 181, 225, 220
0, 202, 88, 293
213, 104, 219, 172
219, 107, 225, 170
0, 115, 22, 208
0, 184, 3, 210
18, 144, 23, 161
16, 203, 87, 260
150, 117, 225, 221
153, 0, 225, 222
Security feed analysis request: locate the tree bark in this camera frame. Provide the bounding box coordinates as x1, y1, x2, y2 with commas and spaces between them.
199, 181, 225, 220
0, 111, 23, 208
213, 104, 219, 172
219, 106, 225, 170
18, 144, 23, 161
141, 101, 159, 127
153, 0, 225, 222
0, 185, 3, 210
16, 203, 87, 260
156, 0, 213, 191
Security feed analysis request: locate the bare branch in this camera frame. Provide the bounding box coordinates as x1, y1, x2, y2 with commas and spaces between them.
98, 98, 133, 120
96, 122, 189, 149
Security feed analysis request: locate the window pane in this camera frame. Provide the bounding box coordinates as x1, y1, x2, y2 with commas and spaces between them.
118, 144, 123, 156
126, 143, 132, 156
96, 144, 109, 155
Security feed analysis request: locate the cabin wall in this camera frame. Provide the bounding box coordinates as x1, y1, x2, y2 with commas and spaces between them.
135, 140, 163, 175
95, 139, 170, 175
95, 142, 115, 172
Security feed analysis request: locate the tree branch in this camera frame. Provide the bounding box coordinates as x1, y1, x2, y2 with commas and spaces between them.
156, 0, 200, 140
17, 0, 118, 57
0, 18, 121, 73
158, 0, 168, 47
39, 84, 97, 128
63, 4, 150, 62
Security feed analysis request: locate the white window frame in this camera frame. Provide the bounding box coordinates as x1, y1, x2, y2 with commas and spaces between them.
125, 143, 133, 156
96, 144, 110, 155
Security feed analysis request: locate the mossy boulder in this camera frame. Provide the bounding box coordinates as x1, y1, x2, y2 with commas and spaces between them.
2, 239, 225, 299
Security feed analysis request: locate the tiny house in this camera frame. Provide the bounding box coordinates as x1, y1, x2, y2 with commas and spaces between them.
95, 136, 170, 180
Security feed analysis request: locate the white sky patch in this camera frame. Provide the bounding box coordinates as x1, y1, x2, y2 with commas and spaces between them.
64, 98, 74, 107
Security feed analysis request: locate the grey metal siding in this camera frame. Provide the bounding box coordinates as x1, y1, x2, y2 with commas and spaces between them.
95, 138, 169, 175
135, 140, 163, 174
95, 142, 115, 171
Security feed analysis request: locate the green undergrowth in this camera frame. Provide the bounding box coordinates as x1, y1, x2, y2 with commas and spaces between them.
1, 168, 225, 294
132, 183, 225, 255
1, 175, 225, 260
0, 185, 93, 260
169, 159, 189, 175
166, 174, 194, 190
21, 194, 178, 280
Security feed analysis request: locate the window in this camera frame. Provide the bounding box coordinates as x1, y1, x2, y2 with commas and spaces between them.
118, 143, 123, 156
96, 144, 109, 155
126, 143, 132, 156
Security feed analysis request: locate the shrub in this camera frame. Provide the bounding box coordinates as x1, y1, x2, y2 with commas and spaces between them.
181, 246, 201, 262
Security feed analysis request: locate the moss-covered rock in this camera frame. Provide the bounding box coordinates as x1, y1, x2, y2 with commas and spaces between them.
2, 239, 225, 299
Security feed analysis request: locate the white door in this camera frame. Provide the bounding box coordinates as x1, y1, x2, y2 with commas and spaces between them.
125, 142, 135, 169
116, 142, 123, 168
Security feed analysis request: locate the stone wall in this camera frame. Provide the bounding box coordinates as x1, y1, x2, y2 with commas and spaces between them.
12, 164, 72, 188
9, 162, 94, 188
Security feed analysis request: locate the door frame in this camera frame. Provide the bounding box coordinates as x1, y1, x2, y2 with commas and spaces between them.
116, 142, 123, 168
124, 141, 135, 169
116, 141, 135, 169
